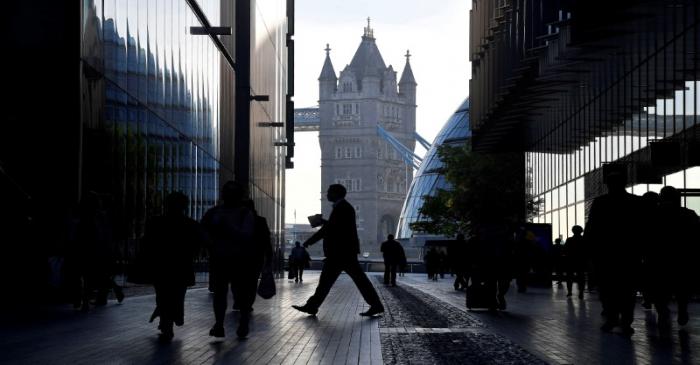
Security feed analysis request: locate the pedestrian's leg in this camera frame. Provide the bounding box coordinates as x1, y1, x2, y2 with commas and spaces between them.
385, 264, 391, 285
676, 284, 690, 325
305, 261, 343, 310
298, 267, 304, 282
344, 260, 383, 309
212, 268, 231, 331
566, 269, 574, 296
390, 264, 397, 286
174, 285, 186, 327
577, 270, 585, 299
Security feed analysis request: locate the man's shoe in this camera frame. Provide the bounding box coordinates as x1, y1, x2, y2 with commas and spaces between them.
359, 306, 384, 317
209, 325, 225, 338
292, 305, 318, 315
678, 311, 689, 326
578, 292, 584, 300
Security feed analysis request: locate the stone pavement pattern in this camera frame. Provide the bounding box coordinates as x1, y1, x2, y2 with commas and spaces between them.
0, 274, 381, 365
1, 272, 699, 364
398, 274, 700, 365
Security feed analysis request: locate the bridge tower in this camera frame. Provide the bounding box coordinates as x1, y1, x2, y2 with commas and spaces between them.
318, 20, 417, 256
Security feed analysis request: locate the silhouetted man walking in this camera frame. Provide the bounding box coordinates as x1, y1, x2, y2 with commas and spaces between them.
290, 241, 310, 283
142, 192, 201, 341
202, 181, 256, 339
564, 225, 586, 299
381, 234, 401, 286
585, 171, 643, 336
292, 184, 384, 317
654, 186, 700, 326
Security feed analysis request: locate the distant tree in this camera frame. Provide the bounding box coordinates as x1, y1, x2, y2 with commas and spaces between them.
410, 142, 539, 236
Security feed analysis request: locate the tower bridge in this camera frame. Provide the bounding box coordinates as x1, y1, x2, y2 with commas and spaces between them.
296, 22, 427, 255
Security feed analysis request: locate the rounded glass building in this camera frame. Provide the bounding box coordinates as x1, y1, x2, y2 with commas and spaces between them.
396, 98, 471, 239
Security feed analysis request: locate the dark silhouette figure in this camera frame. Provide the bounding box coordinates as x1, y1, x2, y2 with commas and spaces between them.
424, 248, 438, 281
448, 234, 469, 290
471, 223, 514, 311
397, 242, 407, 277
552, 238, 564, 284
67, 192, 123, 311
564, 225, 586, 299
438, 250, 448, 279
202, 181, 257, 339
585, 172, 643, 335
640, 191, 660, 310
292, 184, 384, 317
142, 192, 201, 341
380, 234, 402, 286
243, 199, 274, 305
290, 241, 310, 282
652, 186, 700, 326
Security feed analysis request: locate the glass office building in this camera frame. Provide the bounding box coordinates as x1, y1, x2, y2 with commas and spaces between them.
5, 0, 292, 296
78, 0, 291, 249
470, 1, 699, 240
396, 98, 471, 239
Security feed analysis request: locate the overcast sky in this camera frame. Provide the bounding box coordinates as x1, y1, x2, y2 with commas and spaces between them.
286, 0, 471, 224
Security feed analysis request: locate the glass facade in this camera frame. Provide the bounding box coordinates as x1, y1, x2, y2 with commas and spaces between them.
470, 1, 699, 241
80, 0, 227, 242
79, 0, 290, 253
396, 98, 471, 238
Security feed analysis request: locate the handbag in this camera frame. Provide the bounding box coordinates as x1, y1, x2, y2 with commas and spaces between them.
257, 271, 276, 299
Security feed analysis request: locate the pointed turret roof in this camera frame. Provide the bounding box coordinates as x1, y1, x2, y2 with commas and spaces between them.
347, 18, 387, 81
399, 50, 416, 85
319, 43, 337, 81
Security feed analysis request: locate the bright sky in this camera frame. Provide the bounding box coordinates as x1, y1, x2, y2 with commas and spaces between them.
286, 0, 471, 224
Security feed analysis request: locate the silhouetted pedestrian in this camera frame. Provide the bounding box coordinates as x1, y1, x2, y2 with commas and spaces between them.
653, 186, 700, 326
397, 242, 407, 277
448, 234, 469, 290
424, 248, 438, 281
68, 192, 123, 311
564, 225, 586, 299
142, 192, 201, 341
242, 199, 274, 308
552, 238, 564, 284
585, 172, 643, 335
380, 234, 402, 286
640, 191, 660, 310
292, 184, 384, 317
438, 250, 447, 279
202, 181, 256, 339
472, 223, 514, 311
290, 241, 310, 282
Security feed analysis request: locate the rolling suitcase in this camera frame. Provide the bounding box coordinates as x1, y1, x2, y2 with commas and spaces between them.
466, 281, 494, 309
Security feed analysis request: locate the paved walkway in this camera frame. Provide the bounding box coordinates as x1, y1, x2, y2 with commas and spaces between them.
398, 274, 700, 365
0, 272, 698, 364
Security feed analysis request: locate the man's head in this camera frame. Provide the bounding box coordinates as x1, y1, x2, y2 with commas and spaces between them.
222, 181, 247, 205
387, 234, 394, 240
295, 241, 301, 247
605, 171, 627, 194
555, 238, 562, 244
326, 184, 347, 202
572, 225, 583, 236
642, 191, 660, 206
165, 191, 188, 216
660, 186, 681, 208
